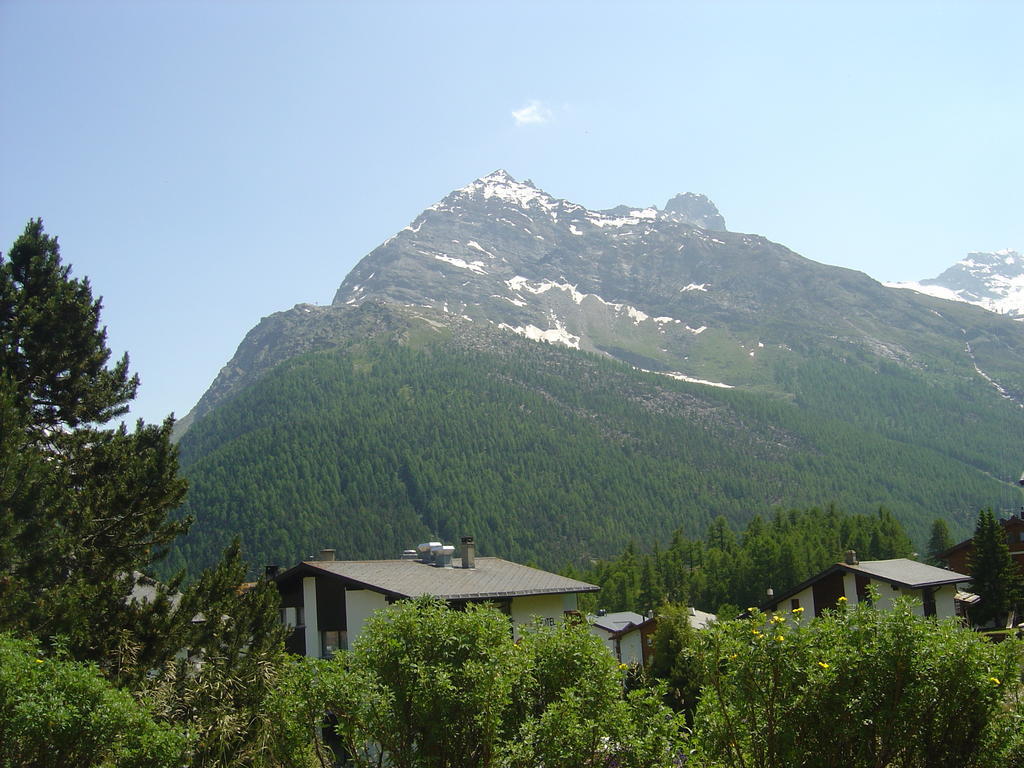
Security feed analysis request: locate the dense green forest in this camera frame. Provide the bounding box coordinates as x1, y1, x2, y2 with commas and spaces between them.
577, 505, 915, 614
171, 329, 1022, 577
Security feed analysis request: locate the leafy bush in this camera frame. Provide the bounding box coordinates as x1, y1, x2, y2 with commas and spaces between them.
688, 598, 1024, 768
310, 596, 688, 768
0, 634, 185, 768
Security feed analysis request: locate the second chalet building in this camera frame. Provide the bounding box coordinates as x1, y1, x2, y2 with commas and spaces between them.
272, 536, 599, 658
939, 509, 1024, 574
759, 550, 971, 619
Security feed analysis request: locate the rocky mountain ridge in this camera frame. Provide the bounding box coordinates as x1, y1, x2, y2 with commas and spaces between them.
179, 171, 1024, 433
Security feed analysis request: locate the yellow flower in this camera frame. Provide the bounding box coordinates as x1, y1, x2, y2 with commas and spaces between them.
751, 629, 763, 637
34, 659, 44, 664
618, 663, 629, 670
989, 677, 1001, 686
818, 661, 830, 669
728, 653, 738, 660
771, 615, 785, 624
775, 635, 785, 643
791, 606, 804, 614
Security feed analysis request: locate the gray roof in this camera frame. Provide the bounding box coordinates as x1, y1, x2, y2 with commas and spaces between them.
843, 559, 970, 588
757, 558, 970, 614
591, 607, 717, 634
687, 606, 717, 629
290, 557, 599, 600
591, 611, 646, 632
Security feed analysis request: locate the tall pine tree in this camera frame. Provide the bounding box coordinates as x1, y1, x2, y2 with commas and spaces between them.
0, 220, 190, 673
967, 508, 1021, 627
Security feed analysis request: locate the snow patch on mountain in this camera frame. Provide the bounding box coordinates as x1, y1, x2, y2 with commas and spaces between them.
428, 253, 488, 275
502, 276, 683, 326
587, 208, 659, 228
494, 294, 528, 307
637, 368, 733, 389
466, 241, 497, 259
498, 321, 581, 349
964, 335, 1024, 407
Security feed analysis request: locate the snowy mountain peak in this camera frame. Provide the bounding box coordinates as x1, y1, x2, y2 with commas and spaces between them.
452, 169, 555, 210
479, 169, 521, 184
957, 250, 1021, 271
886, 249, 1024, 318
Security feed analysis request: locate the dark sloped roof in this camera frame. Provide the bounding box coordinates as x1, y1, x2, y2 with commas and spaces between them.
278, 557, 599, 600
758, 558, 970, 613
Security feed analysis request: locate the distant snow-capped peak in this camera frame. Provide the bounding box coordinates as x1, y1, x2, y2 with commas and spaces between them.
886, 249, 1024, 317
455, 169, 557, 208
429, 169, 726, 232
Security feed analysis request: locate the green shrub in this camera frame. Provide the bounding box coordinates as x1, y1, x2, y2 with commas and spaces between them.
0, 634, 186, 768
689, 599, 1024, 768
312, 596, 688, 768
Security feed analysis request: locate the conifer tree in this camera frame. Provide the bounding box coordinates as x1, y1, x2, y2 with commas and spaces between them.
926, 518, 953, 565
638, 555, 665, 614
967, 508, 1021, 627
0, 220, 190, 672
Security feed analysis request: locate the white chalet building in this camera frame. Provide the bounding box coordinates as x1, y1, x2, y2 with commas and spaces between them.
760, 551, 971, 619
272, 537, 599, 658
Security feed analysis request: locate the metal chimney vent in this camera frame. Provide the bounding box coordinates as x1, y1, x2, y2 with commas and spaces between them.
436, 545, 456, 568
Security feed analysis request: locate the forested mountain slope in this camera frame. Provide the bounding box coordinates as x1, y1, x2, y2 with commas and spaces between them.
168, 312, 1022, 575
169, 172, 1024, 575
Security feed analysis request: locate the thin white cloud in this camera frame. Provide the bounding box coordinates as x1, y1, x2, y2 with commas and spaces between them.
512, 100, 552, 126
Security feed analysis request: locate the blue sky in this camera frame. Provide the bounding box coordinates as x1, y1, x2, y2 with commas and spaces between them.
2, 1, 1022, 426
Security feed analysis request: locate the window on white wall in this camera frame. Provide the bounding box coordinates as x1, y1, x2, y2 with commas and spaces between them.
922, 588, 936, 617
321, 630, 347, 658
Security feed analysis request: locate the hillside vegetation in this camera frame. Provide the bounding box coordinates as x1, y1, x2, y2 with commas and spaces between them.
169, 327, 1022, 576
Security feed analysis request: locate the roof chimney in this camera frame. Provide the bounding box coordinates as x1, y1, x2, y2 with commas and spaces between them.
460, 536, 476, 569
844, 550, 858, 566
319, 548, 336, 562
